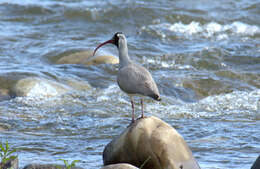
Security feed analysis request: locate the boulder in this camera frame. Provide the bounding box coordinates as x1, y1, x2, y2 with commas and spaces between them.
103, 116, 201, 169
23, 164, 83, 169
56, 50, 118, 65
101, 163, 138, 169
12, 77, 69, 98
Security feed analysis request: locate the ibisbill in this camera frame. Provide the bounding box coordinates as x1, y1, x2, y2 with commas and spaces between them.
93, 32, 161, 123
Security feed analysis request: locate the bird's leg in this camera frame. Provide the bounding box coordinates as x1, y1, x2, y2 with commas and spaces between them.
141, 98, 144, 118
130, 96, 135, 123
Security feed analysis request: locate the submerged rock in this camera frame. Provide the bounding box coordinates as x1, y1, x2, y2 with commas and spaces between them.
101, 163, 138, 169
183, 78, 233, 98
56, 50, 119, 65
103, 116, 201, 169
13, 77, 69, 98
65, 79, 91, 91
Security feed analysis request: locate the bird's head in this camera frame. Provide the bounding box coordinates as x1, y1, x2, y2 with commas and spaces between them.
93, 32, 125, 56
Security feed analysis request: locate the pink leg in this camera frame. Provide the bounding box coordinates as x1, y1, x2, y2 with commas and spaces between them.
130, 97, 135, 123
141, 98, 144, 118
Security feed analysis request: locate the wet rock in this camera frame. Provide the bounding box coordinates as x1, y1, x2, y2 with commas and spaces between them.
101, 163, 138, 169
65, 79, 91, 91
56, 50, 118, 65
85, 54, 119, 65
251, 155, 260, 169
0, 156, 18, 169
0, 88, 11, 101
23, 164, 83, 169
103, 116, 200, 169
0, 122, 11, 131
12, 77, 69, 98
183, 78, 233, 98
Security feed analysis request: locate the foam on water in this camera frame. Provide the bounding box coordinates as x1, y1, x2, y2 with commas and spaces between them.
26, 81, 59, 98
144, 58, 193, 70
96, 84, 120, 102
146, 89, 260, 119
142, 21, 260, 40
192, 90, 260, 114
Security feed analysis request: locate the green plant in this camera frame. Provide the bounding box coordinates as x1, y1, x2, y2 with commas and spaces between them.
57, 159, 80, 169
0, 140, 17, 166
139, 156, 151, 169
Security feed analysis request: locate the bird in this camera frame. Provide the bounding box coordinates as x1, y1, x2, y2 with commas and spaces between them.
93, 32, 161, 123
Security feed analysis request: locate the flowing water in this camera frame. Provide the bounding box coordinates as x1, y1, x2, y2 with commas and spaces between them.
0, 0, 260, 168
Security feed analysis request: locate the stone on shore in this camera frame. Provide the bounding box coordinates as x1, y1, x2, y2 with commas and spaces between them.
56, 50, 118, 65
23, 164, 83, 169
103, 116, 201, 169
101, 163, 138, 169
12, 77, 69, 98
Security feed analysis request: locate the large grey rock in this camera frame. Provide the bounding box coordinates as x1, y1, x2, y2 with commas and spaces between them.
23, 164, 83, 169
103, 116, 201, 169
56, 50, 119, 65
101, 163, 138, 169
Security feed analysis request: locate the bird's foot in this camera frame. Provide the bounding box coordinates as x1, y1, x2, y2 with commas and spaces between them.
127, 119, 135, 127
137, 115, 147, 120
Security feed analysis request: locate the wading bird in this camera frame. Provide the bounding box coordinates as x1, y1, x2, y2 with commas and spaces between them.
93, 32, 161, 123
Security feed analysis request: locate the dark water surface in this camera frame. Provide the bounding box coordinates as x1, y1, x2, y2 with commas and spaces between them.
0, 0, 260, 168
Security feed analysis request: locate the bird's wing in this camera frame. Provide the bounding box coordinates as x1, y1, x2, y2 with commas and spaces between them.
117, 63, 160, 98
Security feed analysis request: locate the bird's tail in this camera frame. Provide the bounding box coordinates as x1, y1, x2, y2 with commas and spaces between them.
151, 94, 161, 101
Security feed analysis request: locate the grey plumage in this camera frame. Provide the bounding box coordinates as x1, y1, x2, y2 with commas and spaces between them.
93, 32, 161, 123
117, 62, 161, 101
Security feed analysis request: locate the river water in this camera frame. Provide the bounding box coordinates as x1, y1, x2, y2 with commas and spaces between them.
0, 0, 260, 168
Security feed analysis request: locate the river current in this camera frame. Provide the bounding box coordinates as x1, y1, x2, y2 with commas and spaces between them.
0, 0, 260, 168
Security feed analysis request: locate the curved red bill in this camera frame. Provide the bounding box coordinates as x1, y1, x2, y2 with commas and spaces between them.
93, 39, 114, 56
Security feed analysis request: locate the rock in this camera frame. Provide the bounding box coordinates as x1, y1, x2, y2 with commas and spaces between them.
183, 78, 233, 98
251, 155, 260, 169
56, 50, 119, 65
0, 122, 11, 131
0, 156, 19, 169
84, 54, 119, 65
65, 79, 91, 91
12, 77, 69, 98
103, 116, 201, 169
23, 164, 83, 169
0, 88, 11, 101
101, 163, 138, 169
